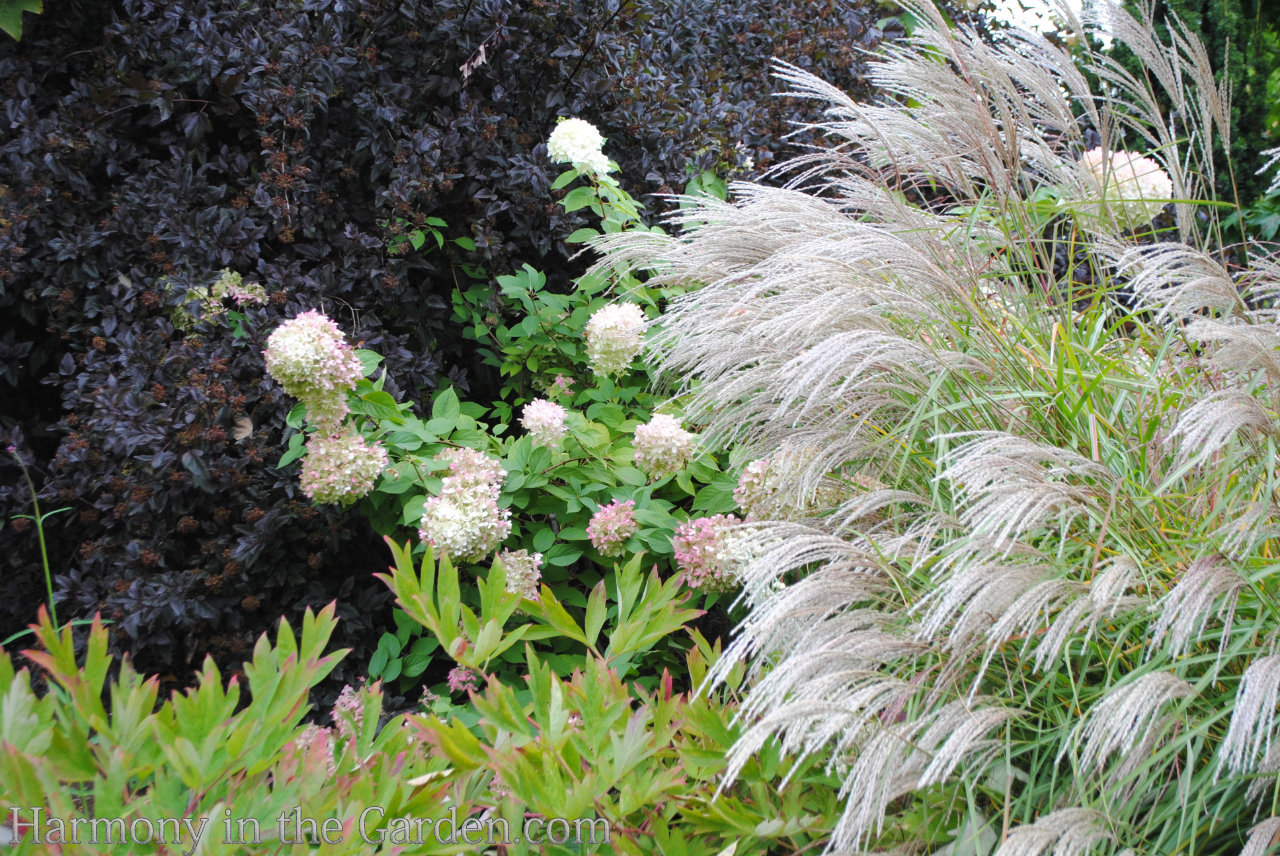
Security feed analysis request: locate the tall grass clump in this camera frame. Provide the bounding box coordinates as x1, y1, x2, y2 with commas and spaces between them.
595, 2, 1280, 852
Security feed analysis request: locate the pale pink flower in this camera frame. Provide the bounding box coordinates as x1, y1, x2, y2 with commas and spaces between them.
291, 723, 336, 777
520, 398, 568, 449
439, 446, 506, 489
447, 665, 480, 695
264, 310, 364, 432
490, 772, 513, 800
672, 514, 757, 594
332, 684, 364, 741
584, 303, 646, 376
211, 269, 266, 306
587, 499, 639, 557
549, 374, 575, 398
419, 447, 512, 561
633, 414, 696, 480
734, 457, 775, 519
498, 548, 543, 600
264, 310, 363, 399
300, 431, 388, 504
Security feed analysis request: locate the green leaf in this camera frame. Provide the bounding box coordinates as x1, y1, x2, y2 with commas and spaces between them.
355, 349, 384, 376
584, 581, 607, 648
453, 236, 476, 251
432, 387, 461, 422
277, 433, 306, 468
562, 186, 598, 213
382, 430, 424, 452
285, 402, 307, 430
565, 227, 599, 244
532, 527, 556, 553
530, 587, 588, 645
0, 0, 42, 40
551, 169, 579, 191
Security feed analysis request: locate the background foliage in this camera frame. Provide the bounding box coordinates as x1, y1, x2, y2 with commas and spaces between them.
0, 0, 900, 695
1122, 0, 1280, 205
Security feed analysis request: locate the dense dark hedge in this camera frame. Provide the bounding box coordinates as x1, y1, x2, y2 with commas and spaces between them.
0, 0, 901, 694
1118, 0, 1280, 204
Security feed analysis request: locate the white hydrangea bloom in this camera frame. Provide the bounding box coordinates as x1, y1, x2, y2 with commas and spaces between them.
633, 413, 696, 480
418, 482, 512, 562
418, 448, 512, 561
263, 310, 363, 400
300, 431, 388, 505
520, 398, 568, 448
584, 302, 646, 376
547, 117, 611, 175
498, 548, 543, 600
1080, 148, 1173, 230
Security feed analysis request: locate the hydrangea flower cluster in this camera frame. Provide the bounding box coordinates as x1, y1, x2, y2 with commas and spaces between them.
1080, 148, 1174, 230
587, 499, 638, 556
447, 665, 480, 695
584, 303, 646, 376
418, 447, 512, 562
211, 268, 266, 306
300, 430, 389, 505
549, 374, 574, 399
546, 117, 611, 175
498, 548, 543, 600
264, 310, 364, 433
633, 414, 696, 480
520, 398, 568, 449
732, 448, 850, 520
672, 514, 752, 594
734, 457, 777, 519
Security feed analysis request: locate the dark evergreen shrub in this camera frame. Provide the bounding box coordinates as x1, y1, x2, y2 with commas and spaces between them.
0, 0, 899, 690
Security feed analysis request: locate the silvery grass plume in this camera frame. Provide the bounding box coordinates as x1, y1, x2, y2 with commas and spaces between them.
593, 0, 1280, 852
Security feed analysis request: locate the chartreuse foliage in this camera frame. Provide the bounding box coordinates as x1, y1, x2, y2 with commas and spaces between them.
0, 604, 465, 854
0, 0, 40, 40
381, 542, 845, 856
0, 546, 848, 854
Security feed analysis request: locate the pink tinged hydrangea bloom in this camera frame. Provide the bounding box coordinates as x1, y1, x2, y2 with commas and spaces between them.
418, 447, 512, 562
211, 268, 266, 306
300, 431, 389, 504
547, 117, 612, 175
549, 374, 574, 398
439, 446, 506, 489
1080, 148, 1174, 230
587, 499, 639, 557
584, 303, 646, 376
734, 457, 776, 519
264, 310, 363, 433
498, 548, 543, 600
520, 398, 568, 449
264, 310, 363, 400
672, 514, 752, 594
633, 414, 696, 480
447, 665, 480, 695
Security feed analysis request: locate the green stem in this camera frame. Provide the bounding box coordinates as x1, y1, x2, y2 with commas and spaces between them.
21, 465, 58, 628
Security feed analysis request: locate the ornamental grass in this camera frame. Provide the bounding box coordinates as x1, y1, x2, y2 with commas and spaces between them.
598, 1, 1280, 852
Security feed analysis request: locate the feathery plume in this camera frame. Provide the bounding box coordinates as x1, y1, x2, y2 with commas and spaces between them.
1220, 655, 1280, 777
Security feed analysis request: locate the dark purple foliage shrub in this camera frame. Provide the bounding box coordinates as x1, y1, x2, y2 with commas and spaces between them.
0, 0, 899, 693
